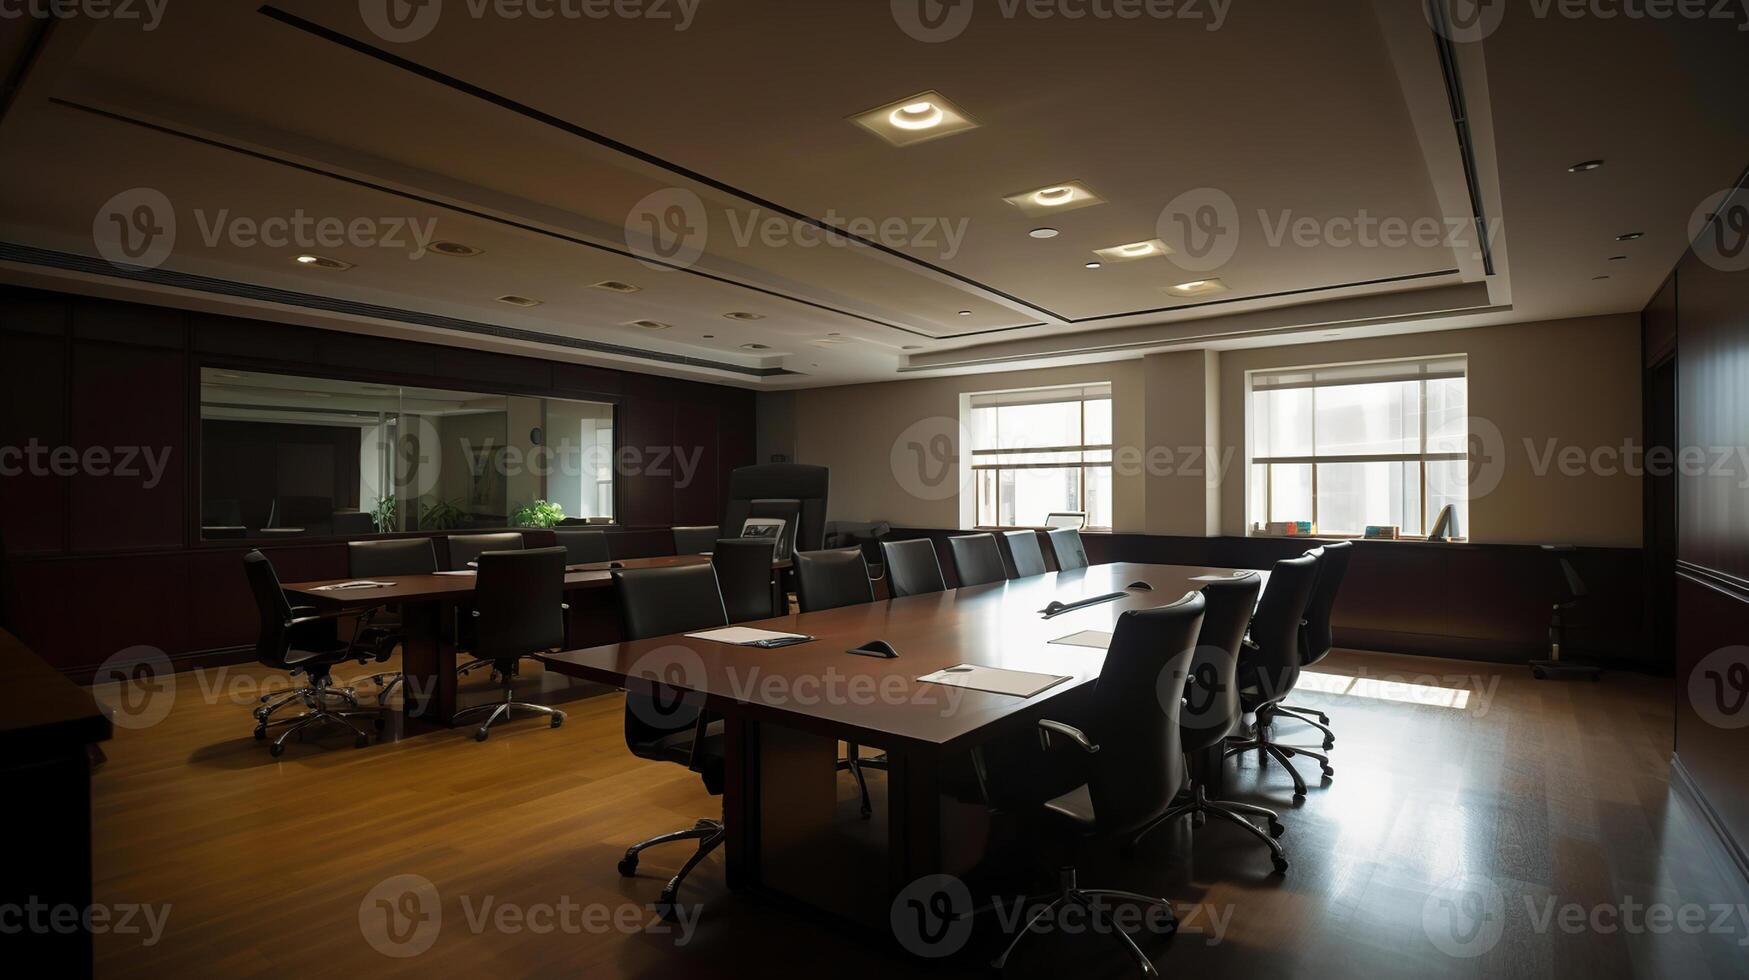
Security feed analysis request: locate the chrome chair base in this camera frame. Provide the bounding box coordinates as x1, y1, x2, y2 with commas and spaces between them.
617, 817, 725, 919
991, 867, 1174, 976
1133, 784, 1287, 872
366, 672, 403, 704
1274, 703, 1335, 748
1224, 712, 1334, 802
453, 687, 565, 741
838, 743, 888, 818
252, 677, 381, 758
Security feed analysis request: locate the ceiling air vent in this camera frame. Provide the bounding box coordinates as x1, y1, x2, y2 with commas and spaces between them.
627, 319, 672, 330
589, 280, 642, 293
496, 294, 542, 308
430, 241, 483, 257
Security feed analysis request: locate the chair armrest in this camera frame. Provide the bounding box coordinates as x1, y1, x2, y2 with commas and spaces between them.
1037, 718, 1099, 754
684, 709, 716, 774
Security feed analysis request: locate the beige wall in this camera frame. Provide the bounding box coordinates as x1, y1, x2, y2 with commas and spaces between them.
791, 313, 1643, 547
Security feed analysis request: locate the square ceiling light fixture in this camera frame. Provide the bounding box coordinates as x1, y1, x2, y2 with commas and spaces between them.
850, 91, 979, 147
1092, 239, 1174, 263
1166, 278, 1228, 296
1003, 181, 1105, 217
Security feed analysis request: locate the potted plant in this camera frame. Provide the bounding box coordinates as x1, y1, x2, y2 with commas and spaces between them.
369, 495, 397, 533
512, 499, 566, 529
419, 496, 468, 531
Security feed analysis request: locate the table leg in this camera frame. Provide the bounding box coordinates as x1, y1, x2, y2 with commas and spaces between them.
886, 747, 944, 895
399, 599, 456, 725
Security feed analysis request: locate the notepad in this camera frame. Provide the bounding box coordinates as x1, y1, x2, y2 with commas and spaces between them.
683, 627, 815, 648
435, 570, 476, 577
1049, 630, 1113, 649
917, 664, 1071, 698
310, 580, 395, 591
1190, 572, 1258, 583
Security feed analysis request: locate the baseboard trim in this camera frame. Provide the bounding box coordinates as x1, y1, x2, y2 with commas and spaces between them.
1671, 752, 1749, 886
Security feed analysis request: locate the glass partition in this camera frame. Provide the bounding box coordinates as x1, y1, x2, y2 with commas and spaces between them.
198, 368, 614, 540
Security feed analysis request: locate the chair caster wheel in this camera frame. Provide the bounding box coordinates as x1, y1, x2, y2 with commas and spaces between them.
1269, 819, 1285, 838
1193, 812, 1207, 828
1292, 793, 1305, 804
1272, 856, 1289, 874
859, 805, 872, 819
1323, 738, 1335, 750
656, 890, 679, 921
269, 743, 285, 758
355, 734, 370, 749
550, 714, 564, 728
475, 727, 490, 742
1321, 766, 1335, 779
1533, 668, 1547, 680
617, 856, 639, 877
253, 726, 266, 741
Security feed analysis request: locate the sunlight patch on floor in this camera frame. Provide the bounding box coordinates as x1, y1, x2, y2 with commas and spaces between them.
1298, 670, 1472, 709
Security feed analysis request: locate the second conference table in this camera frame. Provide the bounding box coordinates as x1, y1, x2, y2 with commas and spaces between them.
283, 554, 790, 723
538, 561, 1267, 930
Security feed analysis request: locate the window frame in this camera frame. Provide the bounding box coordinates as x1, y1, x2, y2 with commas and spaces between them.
968, 384, 1114, 530
1246, 357, 1468, 540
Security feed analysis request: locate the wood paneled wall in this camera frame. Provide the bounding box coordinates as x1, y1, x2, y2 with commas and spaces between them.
0, 287, 755, 677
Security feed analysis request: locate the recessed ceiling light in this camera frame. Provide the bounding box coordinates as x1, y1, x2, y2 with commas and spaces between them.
294, 254, 351, 270
1029, 228, 1060, 239
812, 336, 850, 346
626, 319, 672, 330
1003, 181, 1106, 216
958, 310, 973, 316
1568, 160, 1605, 173
1167, 278, 1227, 296
741, 343, 771, 351
849, 91, 978, 147
723, 311, 765, 321
1094, 239, 1173, 262
588, 280, 642, 293
497, 295, 542, 308
430, 241, 483, 257
1616, 232, 1644, 241
1085, 261, 1102, 269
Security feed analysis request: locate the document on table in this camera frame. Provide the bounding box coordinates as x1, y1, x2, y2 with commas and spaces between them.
435, 570, 476, 576
310, 580, 395, 591
1049, 629, 1113, 649
1190, 572, 1257, 583
684, 627, 815, 648
917, 664, 1072, 698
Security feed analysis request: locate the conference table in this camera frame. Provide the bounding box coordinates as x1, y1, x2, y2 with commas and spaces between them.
282, 554, 790, 724
537, 561, 1267, 930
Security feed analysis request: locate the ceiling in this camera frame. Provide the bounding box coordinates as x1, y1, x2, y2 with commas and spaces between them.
0, 1, 1745, 388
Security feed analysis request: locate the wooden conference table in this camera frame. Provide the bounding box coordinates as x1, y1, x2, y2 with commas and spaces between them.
538, 561, 1267, 930
282, 554, 790, 724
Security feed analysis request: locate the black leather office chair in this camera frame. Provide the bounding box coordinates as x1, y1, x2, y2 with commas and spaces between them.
1223, 553, 1330, 802
1276, 540, 1353, 747
794, 547, 875, 613
554, 527, 609, 565
445, 531, 523, 569
948, 532, 1007, 587
451, 547, 569, 741
880, 538, 946, 597
672, 525, 721, 555
345, 538, 438, 703
721, 463, 829, 554
999, 529, 1048, 578
1046, 527, 1089, 571
243, 551, 383, 757
613, 564, 730, 917
994, 591, 1205, 975
713, 538, 779, 623
1130, 573, 1286, 872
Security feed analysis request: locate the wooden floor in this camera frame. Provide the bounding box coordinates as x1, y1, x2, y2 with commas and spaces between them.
87, 650, 1749, 979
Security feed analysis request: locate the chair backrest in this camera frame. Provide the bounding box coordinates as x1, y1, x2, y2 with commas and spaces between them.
1300, 540, 1352, 665
1046, 528, 1089, 571
554, 527, 610, 565
347, 538, 437, 577
881, 538, 947, 597
242, 550, 296, 669
1181, 573, 1263, 752
1248, 553, 1322, 706
1045, 511, 1087, 529
613, 563, 729, 642
673, 525, 721, 555
948, 533, 1007, 587
721, 463, 828, 554
445, 532, 523, 570
270, 495, 333, 530
999, 530, 1048, 578
713, 538, 779, 623
1083, 592, 1205, 836
472, 547, 568, 662
794, 547, 875, 613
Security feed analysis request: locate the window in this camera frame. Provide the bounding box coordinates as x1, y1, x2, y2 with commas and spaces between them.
969, 384, 1113, 528
1247, 357, 1467, 538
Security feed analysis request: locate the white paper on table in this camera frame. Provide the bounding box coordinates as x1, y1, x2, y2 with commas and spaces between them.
310, 580, 395, 591
916, 664, 1071, 698
1049, 629, 1113, 649
684, 626, 811, 645
435, 570, 476, 576
1189, 572, 1258, 583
